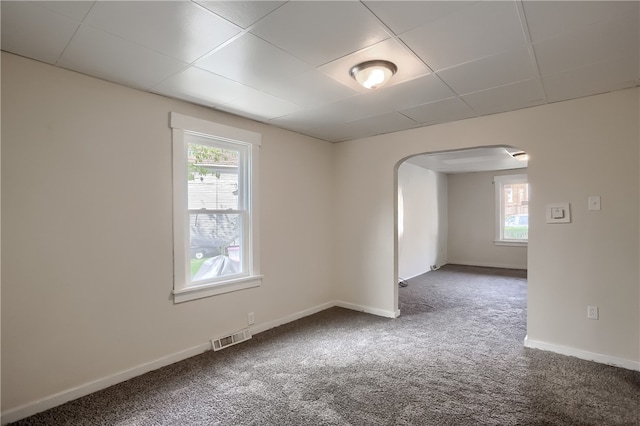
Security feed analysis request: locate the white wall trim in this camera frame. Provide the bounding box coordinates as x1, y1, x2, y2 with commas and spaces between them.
524, 336, 640, 372
334, 301, 400, 318
0, 342, 212, 425
447, 260, 527, 270
9, 304, 636, 425
399, 270, 431, 281
170, 112, 262, 146
170, 112, 262, 303
2, 300, 398, 424
249, 301, 336, 335
249, 300, 399, 334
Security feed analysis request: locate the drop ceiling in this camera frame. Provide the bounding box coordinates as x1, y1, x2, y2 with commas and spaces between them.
2, 1, 639, 143
407, 146, 528, 174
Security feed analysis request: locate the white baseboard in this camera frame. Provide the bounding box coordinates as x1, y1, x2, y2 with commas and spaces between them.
524, 335, 640, 372
2, 300, 397, 424
399, 262, 447, 281
250, 300, 398, 336
249, 301, 336, 335
398, 271, 429, 281
1, 342, 212, 425
447, 260, 527, 270
334, 300, 399, 318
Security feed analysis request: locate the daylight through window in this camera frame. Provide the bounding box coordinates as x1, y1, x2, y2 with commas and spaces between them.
188, 137, 246, 282
171, 113, 261, 303
495, 174, 529, 245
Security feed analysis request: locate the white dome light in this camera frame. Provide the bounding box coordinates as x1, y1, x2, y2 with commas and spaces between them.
350, 60, 398, 90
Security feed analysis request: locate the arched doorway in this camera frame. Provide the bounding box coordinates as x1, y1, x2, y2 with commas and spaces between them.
394, 145, 529, 313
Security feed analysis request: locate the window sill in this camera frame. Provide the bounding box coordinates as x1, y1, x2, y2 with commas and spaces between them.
173, 275, 263, 303
494, 240, 528, 247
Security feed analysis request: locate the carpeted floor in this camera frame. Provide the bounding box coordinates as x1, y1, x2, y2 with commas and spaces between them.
11, 265, 640, 425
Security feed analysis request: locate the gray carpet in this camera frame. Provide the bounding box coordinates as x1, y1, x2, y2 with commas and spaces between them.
11, 265, 640, 425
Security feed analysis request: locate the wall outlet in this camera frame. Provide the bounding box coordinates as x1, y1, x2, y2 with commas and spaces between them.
587, 305, 599, 320
247, 312, 255, 325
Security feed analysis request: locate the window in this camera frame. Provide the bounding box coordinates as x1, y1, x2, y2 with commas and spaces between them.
494, 174, 529, 245
171, 113, 261, 303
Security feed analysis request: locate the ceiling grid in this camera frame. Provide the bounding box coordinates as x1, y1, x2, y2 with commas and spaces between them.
2, 0, 638, 142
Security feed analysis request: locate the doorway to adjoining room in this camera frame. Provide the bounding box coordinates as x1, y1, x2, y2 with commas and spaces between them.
395, 145, 529, 326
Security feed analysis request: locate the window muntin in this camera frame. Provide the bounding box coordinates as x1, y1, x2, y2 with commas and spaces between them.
171, 113, 261, 303
495, 174, 529, 245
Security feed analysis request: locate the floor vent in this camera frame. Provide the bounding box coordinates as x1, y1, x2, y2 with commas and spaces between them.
212, 329, 252, 351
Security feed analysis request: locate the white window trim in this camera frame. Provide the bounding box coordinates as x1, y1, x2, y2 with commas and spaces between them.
494, 240, 527, 247
494, 173, 528, 247
171, 112, 262, 303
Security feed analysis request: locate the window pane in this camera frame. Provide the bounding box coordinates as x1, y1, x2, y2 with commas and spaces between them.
190, 213, 243, 281
172, 113, 261, 301
187, 143, 240, 210
503, 182, 529, 240
187, 142, 244, 282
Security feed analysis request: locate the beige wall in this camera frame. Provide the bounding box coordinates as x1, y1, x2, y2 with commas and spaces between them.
448, 169, 528, 269
2, 52, 639, 417
1, 53, 335, 411
526, 91, 639, 362
397, 162, 447, 279
334, 87, 639, 365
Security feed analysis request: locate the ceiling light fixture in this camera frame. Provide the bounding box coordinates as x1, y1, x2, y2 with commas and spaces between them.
349, 60, 398, 90
512, 152, 529, 162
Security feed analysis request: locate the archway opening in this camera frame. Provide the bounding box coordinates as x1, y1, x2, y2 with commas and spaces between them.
394, 145, 529, 314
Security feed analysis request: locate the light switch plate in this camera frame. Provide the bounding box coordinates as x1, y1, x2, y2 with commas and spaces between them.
551, 207, 565, 219
588, 195, 601, 211
546, 203, 571, 223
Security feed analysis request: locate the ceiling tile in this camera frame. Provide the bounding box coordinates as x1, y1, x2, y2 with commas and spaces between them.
303, 124, 363, 143
341, 112, 419, 139
400, 97, 477, 125
58, 25, 187, 91
324, 95, 396, 123
154, 65, 303, 121
260, 70, 358, 108
363, 1, 478, 35
152, 67, 247, 108
268, 116, 324, 135
33, 1, 95, 21
213, 104, 284, 124
195, 33, 311, 89
3, 0, 638, 143
220, 89, 303, 121
408, 147, 527, 174
84, 1, 241, 63
270, 91, 398, 135
305, 111, 418, 142
438, 47, 538, 95
542, 57, 640, 103
533, 15, 639, 76
400, 1, 527, 71
524, 1, 639, 44
1, 2, 80, 64
268, 103, 356, 133
317, 38, 430, 92
250, 1, 391, 66
304, 122, 374, 142
366, 74, 456, 111
194, 1, 285, 29
462, 79, 545, 116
